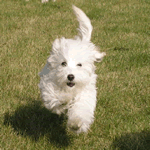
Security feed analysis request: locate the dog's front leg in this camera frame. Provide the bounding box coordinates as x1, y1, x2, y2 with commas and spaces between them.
42, 92, 66, 115
39, 81, 68, 115
67, 90, 97, 133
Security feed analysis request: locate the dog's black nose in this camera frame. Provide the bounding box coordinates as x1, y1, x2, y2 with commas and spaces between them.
67, 74, 75, 81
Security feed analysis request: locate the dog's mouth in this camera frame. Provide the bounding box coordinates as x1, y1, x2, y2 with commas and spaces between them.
67, 82, 75, 87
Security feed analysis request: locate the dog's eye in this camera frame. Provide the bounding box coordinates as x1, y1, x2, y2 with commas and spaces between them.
61, 62, 67, 66
77, 63, 82, 67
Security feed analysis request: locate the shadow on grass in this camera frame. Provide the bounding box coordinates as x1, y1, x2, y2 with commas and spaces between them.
111, 130, 150, 150
4, 99, 72, 148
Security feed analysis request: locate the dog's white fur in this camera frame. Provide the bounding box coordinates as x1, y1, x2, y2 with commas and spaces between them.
39, 5, 106, 134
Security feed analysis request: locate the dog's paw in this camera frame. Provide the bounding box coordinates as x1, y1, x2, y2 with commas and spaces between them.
67, 117, 83, 132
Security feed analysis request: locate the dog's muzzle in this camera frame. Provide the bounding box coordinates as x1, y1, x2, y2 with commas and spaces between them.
67, 74, 75, 87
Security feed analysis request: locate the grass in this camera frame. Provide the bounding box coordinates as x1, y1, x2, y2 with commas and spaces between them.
0, 0, 150, 149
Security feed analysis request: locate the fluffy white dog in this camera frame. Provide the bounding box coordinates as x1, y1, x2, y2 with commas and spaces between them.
39, 5, 106, 134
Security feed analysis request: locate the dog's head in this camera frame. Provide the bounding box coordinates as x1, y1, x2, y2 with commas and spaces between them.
47, 6, 106, 89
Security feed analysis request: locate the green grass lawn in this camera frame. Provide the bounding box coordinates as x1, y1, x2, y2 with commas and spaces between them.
0, 0, 150, 149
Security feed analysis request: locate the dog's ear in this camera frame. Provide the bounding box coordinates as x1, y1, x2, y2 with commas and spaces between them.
52, 37, 66, 53
46, 39, 60, 67
47, 38, 66, 67
94, 47, 106, 62
73, 5, 93, 42
52, 38, 61, 53
47, 55, 55, 68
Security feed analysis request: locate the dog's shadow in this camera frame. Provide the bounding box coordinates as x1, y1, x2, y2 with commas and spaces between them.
111, 130, 150, 150
4, 98, 72, 147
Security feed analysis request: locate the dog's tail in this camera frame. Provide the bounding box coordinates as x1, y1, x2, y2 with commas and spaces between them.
72, 5, 93, 42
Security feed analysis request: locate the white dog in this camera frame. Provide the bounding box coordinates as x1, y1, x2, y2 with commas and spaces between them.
39, 5, 106, 134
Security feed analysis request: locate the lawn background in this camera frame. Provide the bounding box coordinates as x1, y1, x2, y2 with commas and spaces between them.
0, 0, 150, 149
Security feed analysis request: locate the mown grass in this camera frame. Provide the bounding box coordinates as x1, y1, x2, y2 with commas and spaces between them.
0, 0, 150, 149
